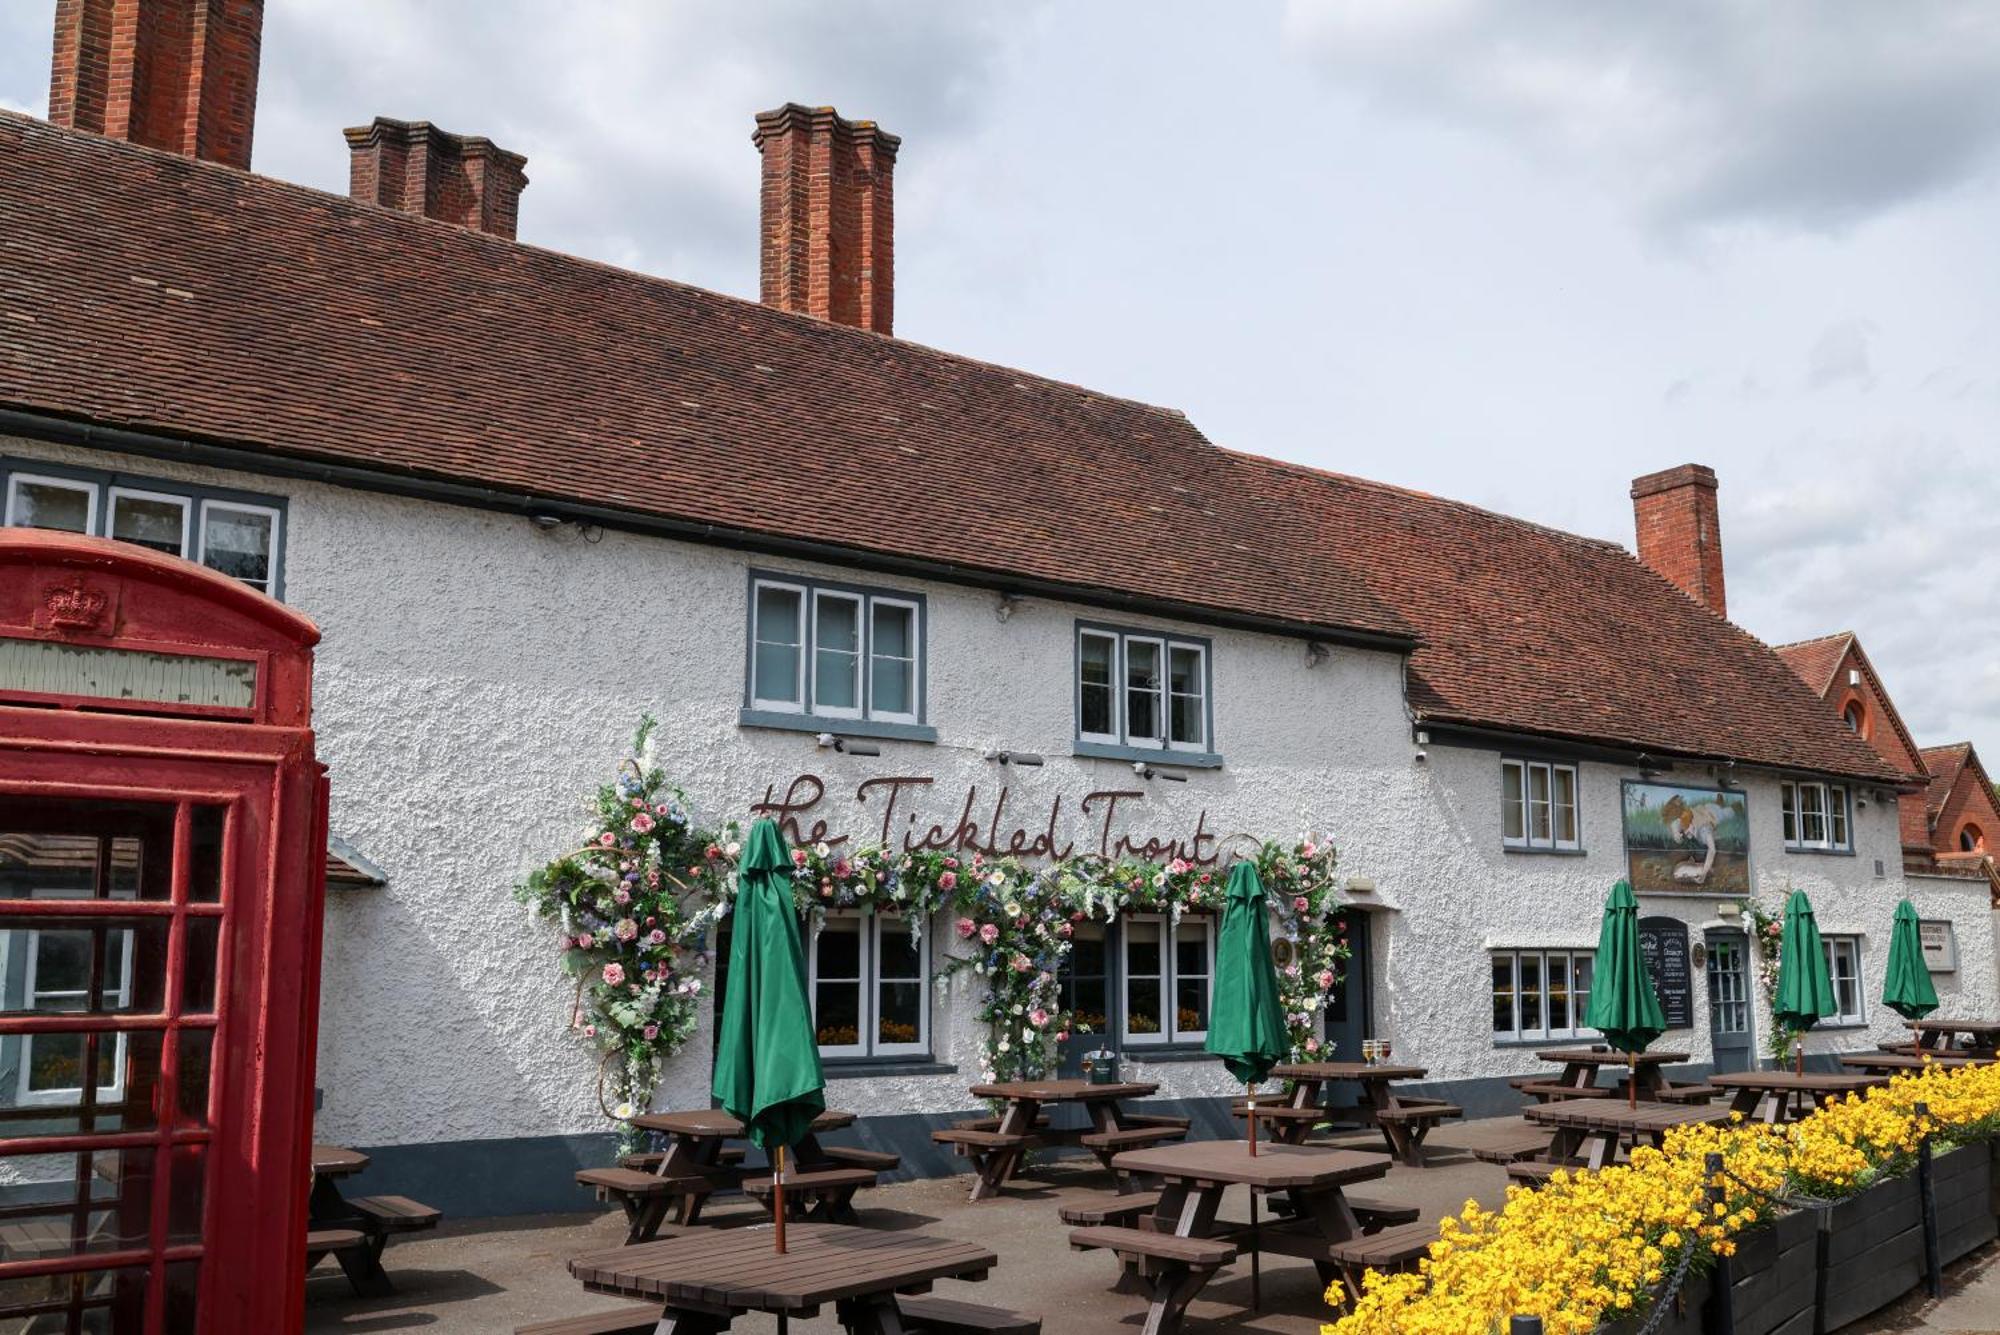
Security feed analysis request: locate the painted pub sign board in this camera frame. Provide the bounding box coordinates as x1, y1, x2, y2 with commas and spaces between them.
1637, 916, 1695, 1029
1622, 780, 1751, 895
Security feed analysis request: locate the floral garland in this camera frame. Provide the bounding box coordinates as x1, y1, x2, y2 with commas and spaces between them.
521, 721, 1352, 1115
1739, 899, 1801, 1062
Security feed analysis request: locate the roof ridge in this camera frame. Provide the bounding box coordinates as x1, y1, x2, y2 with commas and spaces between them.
0, 110, 1199, 430
1771, 631, 1855, 650
1229, 451, 1629, 553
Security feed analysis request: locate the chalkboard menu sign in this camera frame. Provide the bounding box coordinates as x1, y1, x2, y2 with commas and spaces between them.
1637, 916, 1694, 1030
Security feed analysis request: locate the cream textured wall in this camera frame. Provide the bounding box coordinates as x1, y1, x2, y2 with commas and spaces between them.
4, 432, 1994, 1160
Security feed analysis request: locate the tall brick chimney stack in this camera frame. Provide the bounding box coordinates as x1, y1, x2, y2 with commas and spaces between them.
344, 117, 529, 240
49, 0, 265, 170
1632, 463, 1727, 618
753, 104, 899, 335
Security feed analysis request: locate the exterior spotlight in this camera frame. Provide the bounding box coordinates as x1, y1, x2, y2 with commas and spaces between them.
985, 750, 1045, 767
995, 592, 1022, 623
814, 733, 880, 756
529, 513, 563, 530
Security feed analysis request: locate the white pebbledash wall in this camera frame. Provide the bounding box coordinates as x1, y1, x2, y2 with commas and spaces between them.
5, 432, 1996, 1169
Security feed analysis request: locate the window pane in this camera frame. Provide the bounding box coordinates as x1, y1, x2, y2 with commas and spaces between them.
878, 982, 922, 1047
1080, 635, 1116, 737
1064, 922, 1108, 1033
1518, 955, 1542, 1033
1829, 787, 1848, 847
1174, 921, 1209, 1036
1781, 784, 1798, 844
1547, 955, 1570, 1032
814, 595, 861, 711
1573, 955, 1593, 1023
816, 917, 861, 979
869, 603, 915, 717
1553, 768, 1578, 844
1529, 764, 1552, 844
1799, 784, 1826, 843
1125, 920, 1162, 1036
877, 917, 920, 981
7, 477, 94, 533
1492, 956, 1516, 1034
752, 586, 803, 704
814, 979, 861, 1048
200, 503, 273, 587
1502, 763, 1525, 842
1167, 645, 1204, 747
1126, 641, 1162, 743
109, 493, 188, 556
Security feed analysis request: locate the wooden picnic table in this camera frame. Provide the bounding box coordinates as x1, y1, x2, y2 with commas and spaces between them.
1522, 1100, 1730, 1170
306, 1143, 441, 1297
1079, 1140, 1392, 1335
1709, 1071, 1880, 1123
626, 1107, 857, 1229
1260, 1061, 1460, 1166
1532, 1048, 1690, 1102
570, 1221, 1000, 1333
937, 1079, 1178, 1201
1839, 1051, 1989, 1075
1907, 1018, 2000, 1057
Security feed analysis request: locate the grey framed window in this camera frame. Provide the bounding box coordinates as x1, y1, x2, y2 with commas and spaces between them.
1, 457, 287, 597
745, 572, 926, 730
807, 912, 928, 1058
1502, 759, 1580, 851
1074, 624, 1217, 764
1821, 935, 1865, 1025
1121, 914, 1213, 1045
1780, 780, 1851, 853
1491, 949, 1595, 1043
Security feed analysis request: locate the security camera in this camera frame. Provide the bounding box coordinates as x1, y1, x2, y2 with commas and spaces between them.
815, 733, 837, 748
1132, 760, 1149, 775
1413, 749, 1428, 764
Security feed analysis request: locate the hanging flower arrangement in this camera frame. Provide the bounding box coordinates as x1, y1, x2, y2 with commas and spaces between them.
1739, 898, 1800, 1061
521, 720, 1352, 1113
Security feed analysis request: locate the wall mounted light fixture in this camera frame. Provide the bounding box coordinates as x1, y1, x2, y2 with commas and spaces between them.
814, 733, 882, 757
994, 592, 1023, 623
984, 749, 1045, 767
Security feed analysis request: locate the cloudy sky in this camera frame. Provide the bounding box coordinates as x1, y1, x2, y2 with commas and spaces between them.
4, 2, 1996, 753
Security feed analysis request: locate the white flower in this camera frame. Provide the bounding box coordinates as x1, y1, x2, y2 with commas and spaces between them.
612, 1102, 635, 1120
814, 841, 830, 858
726, 841, 741, 857
1003, 900, 1022, 917
1152, 873, 1166, 887
998, 1039, 1011, 1053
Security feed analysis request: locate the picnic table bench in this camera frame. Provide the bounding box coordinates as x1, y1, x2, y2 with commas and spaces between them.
566, 1220, 1013, 1333
1262, 1061, 1461, 1166
1522, 1100, 1730, 1171
1058, 1186, 1418, 1232
934, 1079, 1177, 1201
1839, 1051, 1988, 1076
1907, 1018, 2000, 1057
1531, 1048, 1691, 1103
305, 1143, 442, 1297
1710, 1071, 1879, 1123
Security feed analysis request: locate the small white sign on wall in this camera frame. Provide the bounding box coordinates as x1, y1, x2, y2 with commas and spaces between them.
1919, 920, 1959, 973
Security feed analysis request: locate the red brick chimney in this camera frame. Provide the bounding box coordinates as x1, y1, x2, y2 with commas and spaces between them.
344, 117, 529, 240
1632, 463, 1727, 618
49, 0, 264, 170
753, 104, 899, 335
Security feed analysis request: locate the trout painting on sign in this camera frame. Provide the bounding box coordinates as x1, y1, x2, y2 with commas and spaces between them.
1622, 780, 1751, 894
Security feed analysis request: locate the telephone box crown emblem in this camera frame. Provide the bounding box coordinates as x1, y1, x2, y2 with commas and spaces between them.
41, 581, 110, 633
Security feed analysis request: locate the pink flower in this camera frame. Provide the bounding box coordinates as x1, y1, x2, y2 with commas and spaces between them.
643, 1024, 660, 1041
944, 857, 959, 869
1198, 873, 1212, 885
614, 888, 631, 905
979, 923, 1000, 945
1010, 953, 1032, 973
631, 812, 656, 834
615, 918, 639, 942
1293, 896, 1309, 913
705, 844, 722, 860
1302, 841, 1318, 858
792, 849, 808, 866
833, 859, 852, 879
1316, 970, 1334, 990
1030, 1009, 1049, 1028
601, 963, 626, 987
1284, 964, 1300, 979
939, 871, 958, 891
1305, 1037, 1321, 1053
1055, 1030, 1070, 1043
655, 804, 671, 817
955, 918, 977, 939
649, 929, 667, 946
575, 933, 594, 949
1057, 921, 1073, 938
583, 1024, 597, 1037
597, 832, 616, 847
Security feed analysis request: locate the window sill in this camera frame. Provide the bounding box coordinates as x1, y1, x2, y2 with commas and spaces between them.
1491, 1036, 1602, 1050
1072, 741, 1224, 770
1502, 846, 1588, 858
738, 710, 938, 745
1119, 1046, 1214, 1064
1781, 846, 1855, 858
819, 1058, 956, 1080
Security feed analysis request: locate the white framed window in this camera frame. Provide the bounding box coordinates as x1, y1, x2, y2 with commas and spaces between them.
1076, 625, 1212, 754
19, 924, 135, 1107
1822, 936, 1865, 1025
747, 574, 925, 726
107, 486, 191, 557
1122, 914, 1213, 1044
5, 473, 97, 535
197, 499, 280, 592
1781, 781, 1851, 852
807, 912, 929, 1058
1502, 759, 1581, 851
1491, 949, 1595, 1043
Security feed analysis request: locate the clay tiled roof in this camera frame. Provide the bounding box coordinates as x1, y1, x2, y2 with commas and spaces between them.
1922, 744, 1972, 819
0, 114, 1905, 782
1773, 633, 1852, 696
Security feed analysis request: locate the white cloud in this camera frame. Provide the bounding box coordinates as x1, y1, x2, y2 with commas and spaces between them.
1281, 1, 2000, 233
1807, 321, 1876, 390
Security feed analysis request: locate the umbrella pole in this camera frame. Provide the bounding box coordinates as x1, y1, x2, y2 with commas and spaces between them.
1247, 1083, 1258, 1157
1628, 1057, 1636, 1111
773, 1144, 787, 1255
1795, 1038, 1804, 1077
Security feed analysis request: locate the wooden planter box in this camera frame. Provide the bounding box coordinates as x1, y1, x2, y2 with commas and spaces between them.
1597, 1269, 1712, 1335
1723, 1208, 1819, 1335
1935, 1142, 1996, 1264
1815, 1170, 1923, 1332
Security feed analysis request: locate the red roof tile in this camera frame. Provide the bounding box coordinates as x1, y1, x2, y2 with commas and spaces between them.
1921, 744, 1972, 819
0, 113, 1905, 783
1773, 634, 1852, 696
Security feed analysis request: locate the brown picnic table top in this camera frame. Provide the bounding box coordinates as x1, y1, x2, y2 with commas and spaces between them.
966, 1079, 1158, 1102
631, 1107, 857, 1138
570, 1222, 998, 1331
1710, 1071, 1879, 1123
1840, 1051, 1988, 1073
1525, 1100, 1728, 1135
1535, 1048, 1690, 1067
1273, 1061, 1427, 1082
1908, 1019, 2000, 1055
1112, 1139, 1390, 1189
312, 1144, 370, 1179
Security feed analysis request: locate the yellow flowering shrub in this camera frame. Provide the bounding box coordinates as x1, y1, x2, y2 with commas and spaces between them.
1326, 1060, 2000, 1335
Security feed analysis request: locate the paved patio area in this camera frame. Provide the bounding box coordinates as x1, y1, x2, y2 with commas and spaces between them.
302, 1119, 2000, 1334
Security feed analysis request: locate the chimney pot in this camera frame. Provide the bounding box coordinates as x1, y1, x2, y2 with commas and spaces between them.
1631, 463, 1727, 618
753, 103, 899, 335
344, 117, 529, 240
49, 0, 265, 170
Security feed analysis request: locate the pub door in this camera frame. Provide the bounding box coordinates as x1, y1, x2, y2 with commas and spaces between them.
1321, 909, 1370, 1111
1704, 928, 1755, 1074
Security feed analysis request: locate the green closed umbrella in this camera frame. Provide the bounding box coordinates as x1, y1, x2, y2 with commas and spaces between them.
1882, 899, 1939, 1021
711, 818, 824, 1254
1582, 880, 1668, 1106
1773, 888, 1837, 1073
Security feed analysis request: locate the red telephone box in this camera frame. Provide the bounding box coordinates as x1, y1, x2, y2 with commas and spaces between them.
0, 528, 326, 1333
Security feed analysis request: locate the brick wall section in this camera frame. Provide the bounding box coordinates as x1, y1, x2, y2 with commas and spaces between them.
753, 104, 898, 335
1631, 463, 1727, 618
344, 118, 528, 240
49, 0, 262, 170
